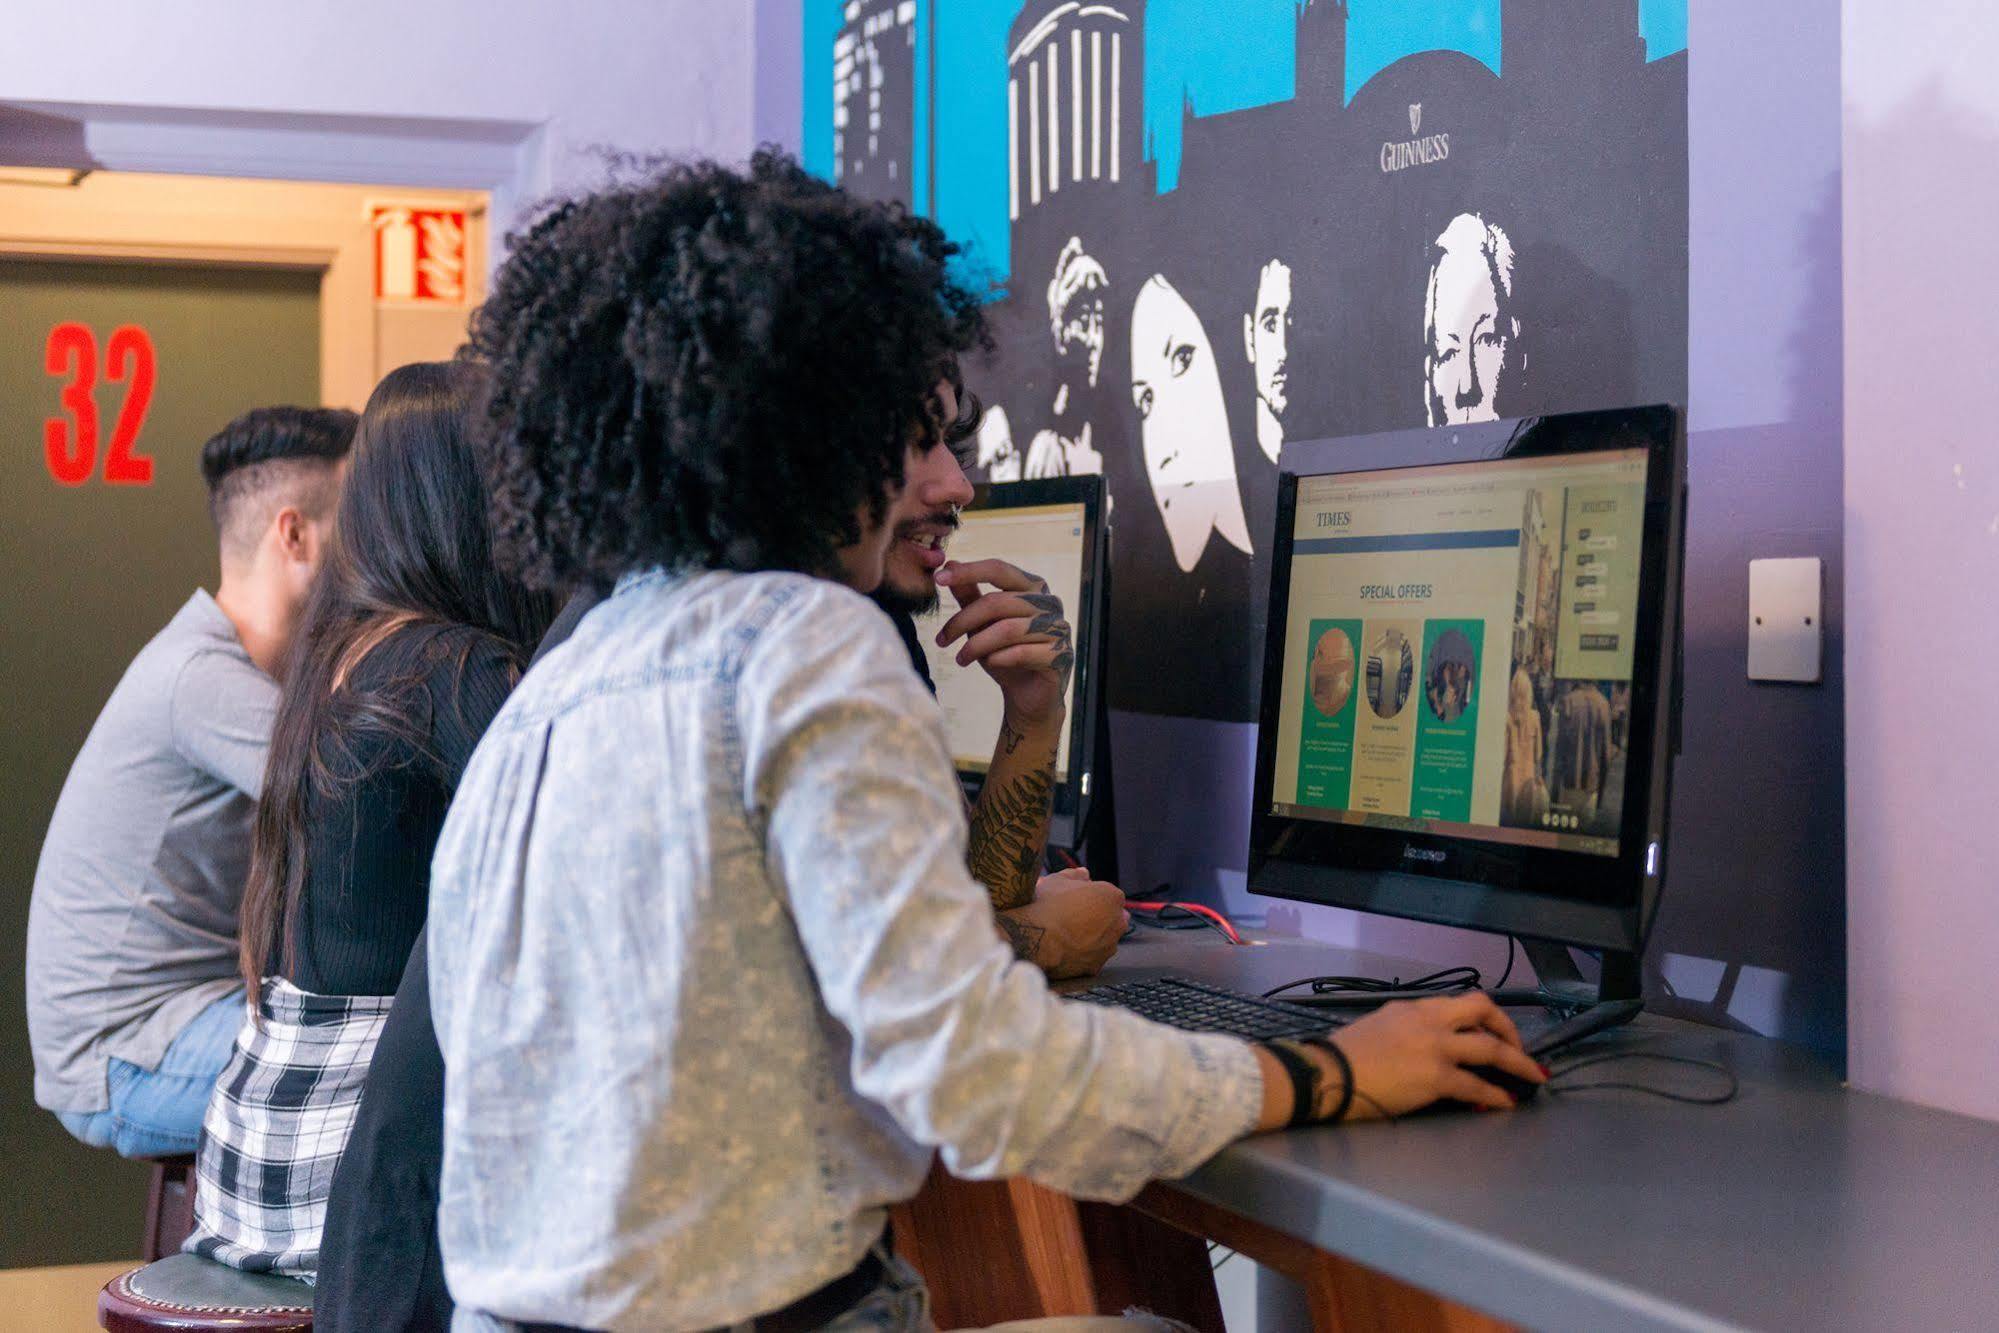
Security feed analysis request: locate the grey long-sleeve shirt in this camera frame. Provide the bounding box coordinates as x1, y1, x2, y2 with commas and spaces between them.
427, 570, 1263, 1333
27, 590, 277, 1112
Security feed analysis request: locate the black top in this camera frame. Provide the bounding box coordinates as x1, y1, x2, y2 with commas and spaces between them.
881, 594, 936, 695
315, 936, 452, 1329
530, 584, 603, 666
310, 626, 520, 1332
283, 624, 517, 996
316, 585, 929, 1332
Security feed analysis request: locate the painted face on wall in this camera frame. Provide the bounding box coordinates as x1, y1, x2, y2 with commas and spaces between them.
1243, 258, 1293, 419
1424, 213, 1518, 427
1057, 285, 1108, 389
1049, 236, 1110, 390
1129, 274, 1254, 573
975, 403, 1022, 483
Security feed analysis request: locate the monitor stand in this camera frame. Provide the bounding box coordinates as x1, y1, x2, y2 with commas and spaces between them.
1489, 939, 1644, 1024
1052, 674, 1119, 885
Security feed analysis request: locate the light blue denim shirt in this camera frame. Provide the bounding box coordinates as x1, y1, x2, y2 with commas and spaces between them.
428, 569, 1263, 1332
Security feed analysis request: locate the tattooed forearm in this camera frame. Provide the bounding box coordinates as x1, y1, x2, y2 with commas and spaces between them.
997, 910, 1047, 962
968, 766, 1054, 911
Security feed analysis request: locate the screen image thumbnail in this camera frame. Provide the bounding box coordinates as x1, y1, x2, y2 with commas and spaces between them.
1364, 627, 1414, 720
1425, 627, 1477, 723
1295, 620, 1362, 811
1496, 480, 1639, 841
1411, 619, 1483, 823
1311, 624, 1356, 718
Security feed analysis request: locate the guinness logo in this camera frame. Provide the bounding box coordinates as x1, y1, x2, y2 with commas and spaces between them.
1381, 104, 1450, 174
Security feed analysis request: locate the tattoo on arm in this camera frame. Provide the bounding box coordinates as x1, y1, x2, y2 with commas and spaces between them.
999, 716, 1025, 756
1021, 592, 1064, 637
997, 911, 1046, 962
967, 766, 1054, 911
1018, 591, 1075, 690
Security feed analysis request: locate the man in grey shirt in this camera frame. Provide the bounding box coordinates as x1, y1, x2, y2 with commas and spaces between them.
27, 405, 356, 1158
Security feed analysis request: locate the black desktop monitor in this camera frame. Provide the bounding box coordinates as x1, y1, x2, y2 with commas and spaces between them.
1249, 405, 1686, 1004
914, 475, 1109, 853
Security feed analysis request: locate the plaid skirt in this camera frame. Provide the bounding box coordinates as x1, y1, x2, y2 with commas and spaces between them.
185, 978, 393, 1278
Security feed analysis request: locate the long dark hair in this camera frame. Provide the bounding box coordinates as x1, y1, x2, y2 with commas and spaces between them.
240, 361, 555, 1004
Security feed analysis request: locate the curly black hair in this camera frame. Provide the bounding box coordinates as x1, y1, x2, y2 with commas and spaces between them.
198, 405, 358, 544
467, 148, 988, 590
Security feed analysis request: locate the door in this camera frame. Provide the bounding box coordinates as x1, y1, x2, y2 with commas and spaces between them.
0, 257, 319, 1266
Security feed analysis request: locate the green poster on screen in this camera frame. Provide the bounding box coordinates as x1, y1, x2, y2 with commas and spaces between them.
1296, 619, 1361, 810
1413, 619, 1484, 822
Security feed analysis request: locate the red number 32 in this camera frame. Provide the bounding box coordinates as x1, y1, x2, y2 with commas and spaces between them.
45, 322, 156, 486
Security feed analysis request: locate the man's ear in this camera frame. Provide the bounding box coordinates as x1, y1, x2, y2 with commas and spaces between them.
1243, 313, 1255, 364
273, 506, 309, 564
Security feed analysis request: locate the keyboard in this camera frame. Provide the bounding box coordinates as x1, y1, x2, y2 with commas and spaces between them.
1069, 977, 1338, 1041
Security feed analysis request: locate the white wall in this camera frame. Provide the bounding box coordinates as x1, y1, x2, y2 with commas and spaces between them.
0, 0, 763, 232
1844, 0, 1999, 1120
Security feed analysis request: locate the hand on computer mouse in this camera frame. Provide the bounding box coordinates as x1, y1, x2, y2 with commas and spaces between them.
1326, 993, 1547, 1119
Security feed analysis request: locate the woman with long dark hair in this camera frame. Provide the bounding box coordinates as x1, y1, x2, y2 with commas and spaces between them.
185, 360, 553, 1279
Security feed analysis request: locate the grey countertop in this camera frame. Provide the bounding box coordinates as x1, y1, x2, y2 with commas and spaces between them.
1090, 932, 1999, 1332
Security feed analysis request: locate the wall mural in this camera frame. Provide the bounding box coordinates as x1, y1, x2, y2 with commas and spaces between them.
805, 0, 1688, 723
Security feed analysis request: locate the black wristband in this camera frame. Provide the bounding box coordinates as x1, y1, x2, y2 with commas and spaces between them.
1305, 1035, 1356, 1124
1262, 1040, 1319, 1129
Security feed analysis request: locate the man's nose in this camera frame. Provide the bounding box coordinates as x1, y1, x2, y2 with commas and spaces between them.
920, 448, 976, 508
1455, 354, 1483, 409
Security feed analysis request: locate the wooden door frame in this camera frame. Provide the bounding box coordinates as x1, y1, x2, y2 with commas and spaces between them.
1, 101, 537, 406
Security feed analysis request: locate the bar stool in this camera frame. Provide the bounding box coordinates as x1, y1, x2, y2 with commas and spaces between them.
98, 1253, 313, 1332
140, 1155, 197, 1261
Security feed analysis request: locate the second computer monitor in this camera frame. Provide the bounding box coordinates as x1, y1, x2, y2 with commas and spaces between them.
913, 475, 1108, 848
1250, 405, 1686, 968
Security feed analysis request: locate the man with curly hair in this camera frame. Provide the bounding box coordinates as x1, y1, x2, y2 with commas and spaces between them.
425, 151, 1541, 1332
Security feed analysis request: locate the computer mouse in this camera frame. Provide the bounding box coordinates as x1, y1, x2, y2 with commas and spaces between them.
1406, 1064, 1541, 1116
1444, 1064, 1541, 1111
1423, 1063, 1543, 1119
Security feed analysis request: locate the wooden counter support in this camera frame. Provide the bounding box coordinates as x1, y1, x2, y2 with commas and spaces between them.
891, 1161, 1508, 1332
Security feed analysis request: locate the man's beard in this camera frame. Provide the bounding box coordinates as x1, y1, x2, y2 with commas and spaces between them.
873, 507, 959, 617
873, 578, 940, 618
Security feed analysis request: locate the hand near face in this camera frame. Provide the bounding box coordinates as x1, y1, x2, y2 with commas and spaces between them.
933, 557, 1074, 727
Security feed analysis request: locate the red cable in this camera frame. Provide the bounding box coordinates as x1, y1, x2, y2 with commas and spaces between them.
1125, 900, 1244, 945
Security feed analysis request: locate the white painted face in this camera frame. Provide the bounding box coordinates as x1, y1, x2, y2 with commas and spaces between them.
1058, 282, 1108, 389
1130, 275, 1252, 572
1425, 236, 1510, 425
975, 403, 1021, 483
1244, 259, 1293, 417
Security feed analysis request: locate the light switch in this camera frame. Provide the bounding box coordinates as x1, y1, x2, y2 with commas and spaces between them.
1748, 558, 1822, 683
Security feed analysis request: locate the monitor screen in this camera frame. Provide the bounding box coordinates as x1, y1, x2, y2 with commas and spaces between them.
1266, 446, 1650, 858
915, 495, 1091, 783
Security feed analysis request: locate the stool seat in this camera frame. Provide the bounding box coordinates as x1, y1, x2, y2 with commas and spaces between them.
99, 1253, 313, 1332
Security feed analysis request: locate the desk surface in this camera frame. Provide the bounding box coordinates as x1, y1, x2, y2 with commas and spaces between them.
1094, 932, 1999, 1333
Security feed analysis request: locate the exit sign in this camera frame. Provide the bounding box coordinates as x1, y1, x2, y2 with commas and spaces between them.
370, 204, 468, 305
